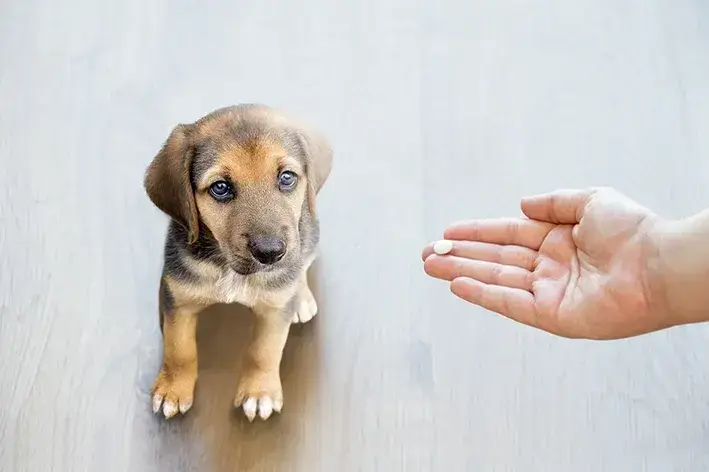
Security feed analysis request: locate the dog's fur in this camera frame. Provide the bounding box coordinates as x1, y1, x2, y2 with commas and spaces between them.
144, 104, 332, 421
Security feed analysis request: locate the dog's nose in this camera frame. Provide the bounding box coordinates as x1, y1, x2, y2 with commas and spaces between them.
248, 235, 286, 264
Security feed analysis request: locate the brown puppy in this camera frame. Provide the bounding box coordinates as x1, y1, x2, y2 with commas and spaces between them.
143, 104, 332, 421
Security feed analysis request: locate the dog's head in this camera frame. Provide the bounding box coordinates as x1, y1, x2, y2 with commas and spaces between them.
144, 104, 332, 275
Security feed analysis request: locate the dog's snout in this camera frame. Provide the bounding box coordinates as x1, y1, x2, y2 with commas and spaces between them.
248, 235, 286, 265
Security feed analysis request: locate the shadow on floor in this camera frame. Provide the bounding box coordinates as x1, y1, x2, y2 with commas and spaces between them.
150, 263, 325, 471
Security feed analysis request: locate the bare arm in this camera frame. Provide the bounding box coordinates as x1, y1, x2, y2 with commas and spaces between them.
652, 210, 709, 328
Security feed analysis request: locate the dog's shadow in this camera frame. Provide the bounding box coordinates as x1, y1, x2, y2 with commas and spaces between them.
173, 263, 325, 470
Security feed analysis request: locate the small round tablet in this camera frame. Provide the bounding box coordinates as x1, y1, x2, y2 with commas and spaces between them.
433, 240, 453, 255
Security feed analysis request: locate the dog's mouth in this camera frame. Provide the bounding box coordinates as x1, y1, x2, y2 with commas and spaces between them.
229, 256, 258, 275
229, 256, 284, 275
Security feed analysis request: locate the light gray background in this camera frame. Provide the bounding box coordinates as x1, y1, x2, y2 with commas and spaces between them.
2, 0, 709, 471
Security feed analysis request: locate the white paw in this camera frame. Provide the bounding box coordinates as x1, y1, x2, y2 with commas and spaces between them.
235, 395, 283, 422
151, 369, 196, 419
234, 373, 284, 422
292, 287, 318, 324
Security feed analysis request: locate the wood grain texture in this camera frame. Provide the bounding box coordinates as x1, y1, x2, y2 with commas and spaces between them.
2, 0, 709, 470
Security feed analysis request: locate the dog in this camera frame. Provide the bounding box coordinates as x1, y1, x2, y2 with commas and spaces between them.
143, 104, 332, 421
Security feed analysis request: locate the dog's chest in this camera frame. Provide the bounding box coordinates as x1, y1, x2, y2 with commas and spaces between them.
214, 271, 262, 306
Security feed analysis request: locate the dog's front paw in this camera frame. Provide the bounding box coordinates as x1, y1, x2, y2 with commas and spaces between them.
234, 370, 283, 421
151, 367, 197, 419
292, 284, 318, 324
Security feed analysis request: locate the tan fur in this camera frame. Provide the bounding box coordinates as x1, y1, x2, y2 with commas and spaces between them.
151, 304, 199, 418
193, 140, 307, 265
145, 104, 332, 422
234, 304, 292, 411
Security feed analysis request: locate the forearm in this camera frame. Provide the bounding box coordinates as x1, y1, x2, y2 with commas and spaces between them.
652, 209, 709, 327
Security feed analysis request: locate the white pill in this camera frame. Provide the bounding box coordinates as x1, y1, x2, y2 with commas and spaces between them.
433, 240, 453, 255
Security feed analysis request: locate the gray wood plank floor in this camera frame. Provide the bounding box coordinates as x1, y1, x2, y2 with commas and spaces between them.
2, 0, 709, 470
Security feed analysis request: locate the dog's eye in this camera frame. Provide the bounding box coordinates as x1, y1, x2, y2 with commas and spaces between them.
278, 171, 298, 191
209, 181, 234, 201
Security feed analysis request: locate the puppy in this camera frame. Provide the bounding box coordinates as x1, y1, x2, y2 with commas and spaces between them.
143, 104, 332, 421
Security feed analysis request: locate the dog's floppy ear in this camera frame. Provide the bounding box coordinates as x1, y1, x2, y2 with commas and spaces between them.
299, 126, 332, 193
144, 124, 200, 243
296, 124, 333, 216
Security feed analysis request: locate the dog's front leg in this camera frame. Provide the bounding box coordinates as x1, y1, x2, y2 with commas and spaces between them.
234, 304, 292, 421
291, 271, 318, 324
151, 285, 202, 419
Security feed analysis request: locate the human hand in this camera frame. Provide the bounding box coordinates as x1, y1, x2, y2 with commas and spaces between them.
422, 188, 670, 339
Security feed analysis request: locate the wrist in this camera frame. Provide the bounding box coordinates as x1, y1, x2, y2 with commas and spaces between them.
648, 212, 709, 327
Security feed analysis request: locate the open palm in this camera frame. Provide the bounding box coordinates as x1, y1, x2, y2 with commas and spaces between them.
423, 188, 665, 339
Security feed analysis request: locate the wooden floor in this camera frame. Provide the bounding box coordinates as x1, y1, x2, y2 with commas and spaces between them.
2, 0, 709, 470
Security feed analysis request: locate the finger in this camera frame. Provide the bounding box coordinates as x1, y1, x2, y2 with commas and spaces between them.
421, 242, 435, 261
521, 188, 597, 224
424, 255, 533, 291
423, 240, 537, 270
450, 277, 538, 328
444, 218, 554, 250
450, 241, 537, 270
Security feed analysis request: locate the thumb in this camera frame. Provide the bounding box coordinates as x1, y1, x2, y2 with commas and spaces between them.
521, 188, 597, 224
